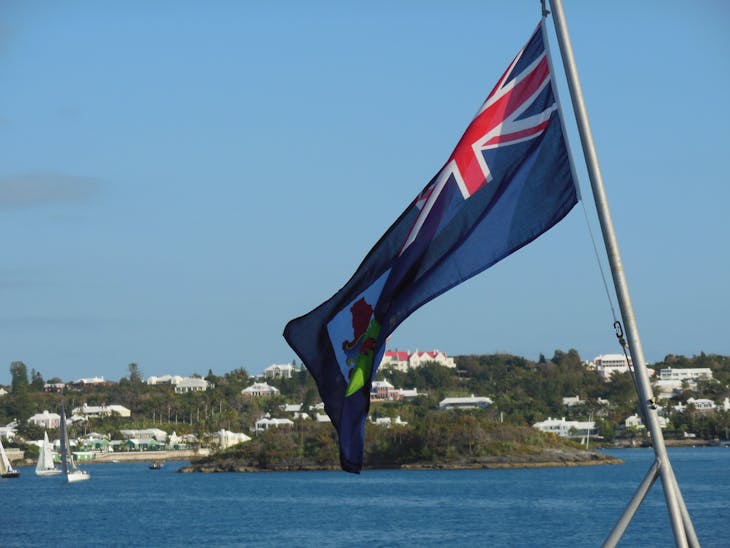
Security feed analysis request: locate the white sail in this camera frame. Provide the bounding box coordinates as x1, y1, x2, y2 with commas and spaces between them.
0, 436, 20, 478
60, 402, 89, 483
35, 431, 61, 477
0, 438, 10, 473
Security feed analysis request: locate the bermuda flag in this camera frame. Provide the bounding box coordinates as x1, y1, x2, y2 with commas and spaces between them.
284, 21, 578, 473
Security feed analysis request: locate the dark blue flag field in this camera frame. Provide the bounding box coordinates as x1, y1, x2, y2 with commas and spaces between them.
284, 21, 578, 473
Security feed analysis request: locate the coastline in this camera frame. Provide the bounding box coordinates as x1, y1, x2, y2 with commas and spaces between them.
19, 449, 208, 467
178, 448, 623, 473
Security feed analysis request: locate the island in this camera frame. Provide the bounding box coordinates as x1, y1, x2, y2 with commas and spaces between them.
179, 420, 622, 473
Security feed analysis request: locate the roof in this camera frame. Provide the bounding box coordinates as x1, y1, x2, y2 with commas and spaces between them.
440, 396, 493, 405
242, 382, 280, 393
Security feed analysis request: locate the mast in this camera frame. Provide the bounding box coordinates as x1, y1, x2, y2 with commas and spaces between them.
545, 1, 698, 546
60, 401, 69, 475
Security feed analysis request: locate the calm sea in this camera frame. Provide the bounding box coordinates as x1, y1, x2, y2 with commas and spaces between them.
2, 447, 727, 547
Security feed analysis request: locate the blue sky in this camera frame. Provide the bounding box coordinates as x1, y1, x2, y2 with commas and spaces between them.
1, 1, 728, 385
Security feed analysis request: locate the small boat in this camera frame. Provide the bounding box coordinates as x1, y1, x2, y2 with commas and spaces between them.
36, 431, 62, 477
0, 436, 20, 478
60, 402, 89, 483
149, 461, 164, 470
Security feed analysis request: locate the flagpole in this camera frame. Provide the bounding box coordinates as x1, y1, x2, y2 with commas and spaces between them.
546, 1, 697, 546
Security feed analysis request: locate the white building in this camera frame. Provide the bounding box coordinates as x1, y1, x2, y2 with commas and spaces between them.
28, 410, 61, 429
659, 368, 713, 382
593, 354, 633, 381
624, 413, 668, 430
371, 379, 398, 401
254, 417, 294, 431
370, 416, 408, 427
73, 376, 107, 386
533, 417, 596, 438
263, 364, 296, 380
0, 387, 8, 397
653, 379, 685, 399
379, 350, 456, 372
174, 377, 210, 393
396, 388, 421, 399
72, 403, 131, 418
242, 382, 280, 397
119, 428, 168, 443
281, 403, 303, 413
217, 429, 251, 449
147, 375, 211, 393
439, 395, 493, 410
686, 397, 716, 412
147, 375, 185, 385
562, 395, 584, 407
0, 420, 18, 441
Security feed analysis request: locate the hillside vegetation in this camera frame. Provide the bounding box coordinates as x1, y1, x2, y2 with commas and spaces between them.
2, 351, 729, 467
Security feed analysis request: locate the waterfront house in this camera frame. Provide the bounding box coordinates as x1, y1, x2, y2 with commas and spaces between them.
120, 428, 168, 443
624, 413, 668, 430
533, 417, 597, 439
126, 438, 164, 451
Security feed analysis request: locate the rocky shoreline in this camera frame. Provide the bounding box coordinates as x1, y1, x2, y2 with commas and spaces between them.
178, 448, 622, 473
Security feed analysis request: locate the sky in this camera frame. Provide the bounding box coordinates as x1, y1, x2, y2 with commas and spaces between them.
1, 1, 728, 385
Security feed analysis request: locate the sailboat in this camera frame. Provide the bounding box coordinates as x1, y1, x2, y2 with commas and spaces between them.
35, 431, 61, 477
60, 402, 89, 483
0, 436, 20, 478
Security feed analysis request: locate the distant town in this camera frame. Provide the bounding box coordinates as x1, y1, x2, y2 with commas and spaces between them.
2, 349, 729, 468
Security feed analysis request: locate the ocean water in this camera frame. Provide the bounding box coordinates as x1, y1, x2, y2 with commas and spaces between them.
2, 447, 727, 547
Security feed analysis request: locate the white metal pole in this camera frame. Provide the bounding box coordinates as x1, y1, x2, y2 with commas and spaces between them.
546, 1, 695, 546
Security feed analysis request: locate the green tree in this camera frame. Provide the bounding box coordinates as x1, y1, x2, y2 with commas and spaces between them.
10, 361, 29, 392
8, 361, 33, 423
128, 362, 143, 385
30, 368, 45, 391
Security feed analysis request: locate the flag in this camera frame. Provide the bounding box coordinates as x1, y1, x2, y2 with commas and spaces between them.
284, 21, 577, 473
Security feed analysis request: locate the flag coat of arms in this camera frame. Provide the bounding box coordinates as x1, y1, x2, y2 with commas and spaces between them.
284, 21, 578, 473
